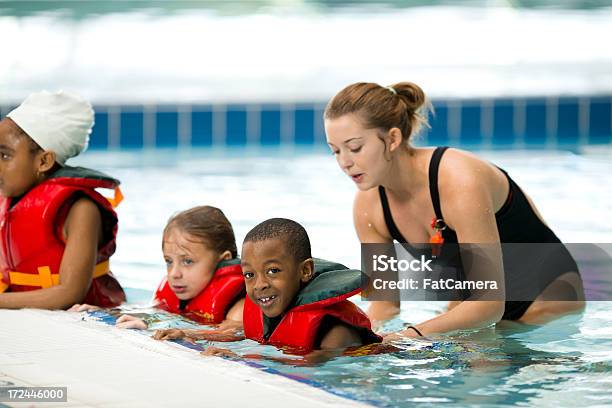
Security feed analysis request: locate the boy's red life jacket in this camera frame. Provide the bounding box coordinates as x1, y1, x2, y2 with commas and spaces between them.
0, 166, 126, 307
153, 259, 245, 324
243, 259, 382, 353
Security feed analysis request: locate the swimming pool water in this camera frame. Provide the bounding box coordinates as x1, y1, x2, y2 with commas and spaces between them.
73, 147, 612, 408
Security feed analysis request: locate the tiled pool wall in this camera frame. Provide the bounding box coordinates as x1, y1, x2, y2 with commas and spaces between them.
2, 96, 611, 150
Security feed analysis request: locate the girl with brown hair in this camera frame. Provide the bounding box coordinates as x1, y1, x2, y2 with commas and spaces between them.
72, 205, 245, 332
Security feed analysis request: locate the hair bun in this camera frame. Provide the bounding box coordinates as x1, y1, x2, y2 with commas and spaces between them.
392, 82, 426, 112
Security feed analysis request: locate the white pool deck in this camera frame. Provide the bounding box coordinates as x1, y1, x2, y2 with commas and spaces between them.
0, 309, 372, 408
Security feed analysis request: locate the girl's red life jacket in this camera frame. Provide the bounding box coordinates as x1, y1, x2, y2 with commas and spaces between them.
243, 259, 382, 353
153, 259, 244, 324
0, 166, 126, 308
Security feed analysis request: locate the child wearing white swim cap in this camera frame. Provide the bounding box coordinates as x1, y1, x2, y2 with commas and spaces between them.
6, 90, 93, 166
0, 90, 126, 309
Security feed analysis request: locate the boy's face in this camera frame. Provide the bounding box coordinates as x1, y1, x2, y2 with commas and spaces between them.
162, 228, 226, 301
0, 120, 41, 198
241, 238, 313, 318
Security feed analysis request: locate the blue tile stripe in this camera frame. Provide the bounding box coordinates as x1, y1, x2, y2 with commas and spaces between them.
3, 96, 611, 149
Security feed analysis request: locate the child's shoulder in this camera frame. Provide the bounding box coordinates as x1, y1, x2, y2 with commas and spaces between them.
318, 320, 364, 350
296, 259, 361, 306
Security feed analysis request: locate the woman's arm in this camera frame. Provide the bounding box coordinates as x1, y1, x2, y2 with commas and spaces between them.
0, 198, 102, 309
393, 162, 507, 338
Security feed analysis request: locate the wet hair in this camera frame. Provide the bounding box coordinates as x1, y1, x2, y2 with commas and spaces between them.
243, 218, 311, 264
163, 206, 238, 258
4, 118, 42, 153
324, 81, 432, 146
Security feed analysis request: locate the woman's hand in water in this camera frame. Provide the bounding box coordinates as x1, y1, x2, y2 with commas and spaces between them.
68, 303, 101, 312
115, 314, 148, 330
201, 346, 238, 358
381, 328, 421, 344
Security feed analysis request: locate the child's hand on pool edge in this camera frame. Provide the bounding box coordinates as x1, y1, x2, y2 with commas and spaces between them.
68, 303, 101, 312
154, 328, 244, 343
153, 328, 188, 341
201, 346, 238, 358
116, 314, 148, 330
152, 329, 202, 344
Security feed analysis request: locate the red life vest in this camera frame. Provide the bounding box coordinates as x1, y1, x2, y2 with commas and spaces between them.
154, 260, 244, 324
0, 166, 126, 308
243, 260, 381, 353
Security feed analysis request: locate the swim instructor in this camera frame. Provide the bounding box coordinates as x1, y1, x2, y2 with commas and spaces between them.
324, 81, 584, 337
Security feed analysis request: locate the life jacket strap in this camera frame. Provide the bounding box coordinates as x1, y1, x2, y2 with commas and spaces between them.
7, 260, 110, 288
105, 186, 124, 209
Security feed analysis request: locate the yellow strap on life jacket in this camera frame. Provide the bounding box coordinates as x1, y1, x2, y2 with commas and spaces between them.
7, 260, 110, 289
105, 186, 123, 209
0, 279, 8, 293
92, 260, 110, 278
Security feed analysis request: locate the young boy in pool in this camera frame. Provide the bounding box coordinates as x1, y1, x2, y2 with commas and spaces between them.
156, 218, 381, 357
0, 91, 126, 309
72, 206, 245, 332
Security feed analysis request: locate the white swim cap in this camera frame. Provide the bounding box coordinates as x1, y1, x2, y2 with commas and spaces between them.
7, 90, 94, 165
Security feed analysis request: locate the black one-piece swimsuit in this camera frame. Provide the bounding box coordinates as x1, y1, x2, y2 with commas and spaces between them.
378, 146, 579, 320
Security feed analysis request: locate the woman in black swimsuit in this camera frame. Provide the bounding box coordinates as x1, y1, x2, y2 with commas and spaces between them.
324, 81, 584, 337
